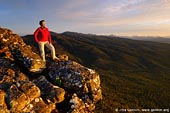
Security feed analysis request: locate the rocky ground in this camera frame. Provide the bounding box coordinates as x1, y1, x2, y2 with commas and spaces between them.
0, 27, 102, 113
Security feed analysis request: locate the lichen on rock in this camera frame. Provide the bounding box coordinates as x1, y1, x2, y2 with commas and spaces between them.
48, 60, 102, 112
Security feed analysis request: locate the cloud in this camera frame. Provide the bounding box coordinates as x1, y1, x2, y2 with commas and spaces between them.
89, 0, 170, 27
55, 0, 150, 22
55, 0, 95, 21
51, 0, 170, 36
0, 0, 170, 36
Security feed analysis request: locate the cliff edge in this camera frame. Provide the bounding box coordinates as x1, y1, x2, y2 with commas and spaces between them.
0, 27, 102, 113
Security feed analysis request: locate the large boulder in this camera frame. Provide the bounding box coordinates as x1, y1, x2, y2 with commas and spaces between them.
20, 81, 41, 102
48, 61, 102, 112
0, 58, 42, 113
6, 84, 30, 112
0, 27, 46, 74
12, 45, 46, 73
34, 76, 65, 104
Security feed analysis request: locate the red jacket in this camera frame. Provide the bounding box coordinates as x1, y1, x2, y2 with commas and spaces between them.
34, 27, 52, 43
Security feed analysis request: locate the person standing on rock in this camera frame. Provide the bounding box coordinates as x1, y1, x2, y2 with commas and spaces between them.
34, 20, 59, 62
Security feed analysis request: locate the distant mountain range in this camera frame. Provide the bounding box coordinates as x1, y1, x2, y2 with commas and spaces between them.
23, 31, 170, 113
124, 36, 170, 44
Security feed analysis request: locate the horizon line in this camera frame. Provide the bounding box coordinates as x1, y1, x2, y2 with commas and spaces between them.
19, 30, 170, 38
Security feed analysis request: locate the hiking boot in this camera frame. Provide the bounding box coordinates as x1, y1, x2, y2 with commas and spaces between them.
53, 57, 60, 61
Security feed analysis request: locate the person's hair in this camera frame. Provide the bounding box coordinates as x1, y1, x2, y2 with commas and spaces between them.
39, 20, 45, 26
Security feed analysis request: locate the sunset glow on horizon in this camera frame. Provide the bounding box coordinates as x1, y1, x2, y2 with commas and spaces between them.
0, 0, 170, 36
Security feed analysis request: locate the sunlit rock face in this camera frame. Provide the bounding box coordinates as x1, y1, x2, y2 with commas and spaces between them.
0, 27, 102, 113
0, 27, 46, 74
48, 61, 102, 112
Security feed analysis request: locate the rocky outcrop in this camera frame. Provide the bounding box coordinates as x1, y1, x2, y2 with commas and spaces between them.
48, 61, 102, 112
0, 27, 102, 113
0, 27, 46, 73
33, 76, 65, 104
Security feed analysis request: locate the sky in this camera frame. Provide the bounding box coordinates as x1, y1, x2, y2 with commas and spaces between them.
0, 0, 170, 36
